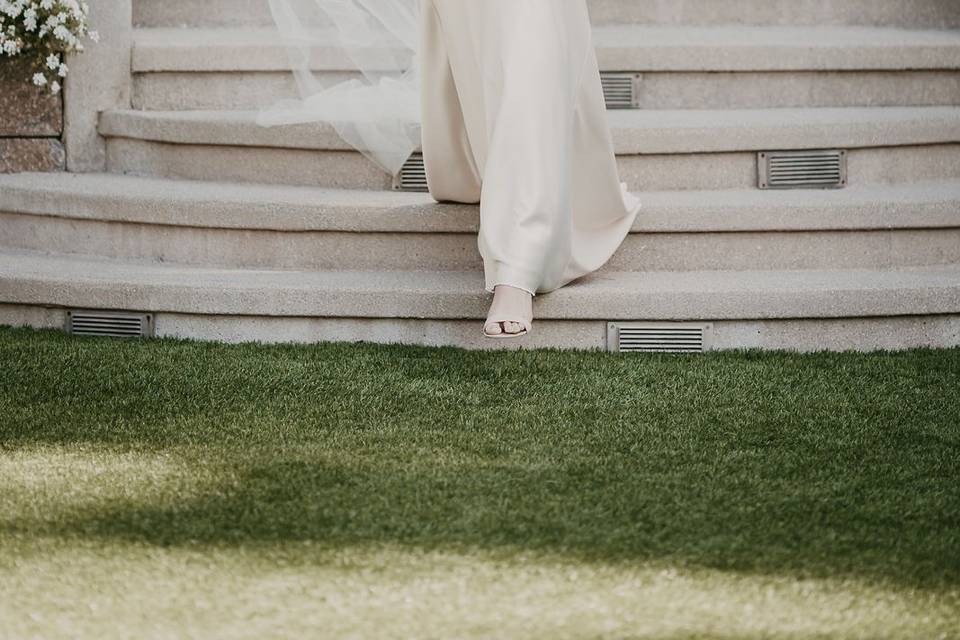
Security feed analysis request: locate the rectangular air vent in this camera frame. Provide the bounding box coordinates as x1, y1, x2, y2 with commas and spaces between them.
601, 73, 641, 109
393, 152, 428, 192
758, 149, 846, 189
607, 322, 712, 353
66, 309, 154, 338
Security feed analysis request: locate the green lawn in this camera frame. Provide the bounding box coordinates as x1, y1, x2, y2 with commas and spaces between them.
1, 325, 958, 639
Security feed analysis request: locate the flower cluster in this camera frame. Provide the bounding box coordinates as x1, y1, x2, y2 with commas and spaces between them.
0, 0, 98, 94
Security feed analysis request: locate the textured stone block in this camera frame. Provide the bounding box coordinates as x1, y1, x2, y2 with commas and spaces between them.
0, 139, 65, 173
0, 57, 62, 136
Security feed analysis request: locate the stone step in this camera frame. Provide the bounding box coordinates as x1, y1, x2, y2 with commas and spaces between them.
130, 26, 960, 110
98, 107, 960, 190
2, 248, 959, 351
2, 173, 959, 273
133, 0, 960, 30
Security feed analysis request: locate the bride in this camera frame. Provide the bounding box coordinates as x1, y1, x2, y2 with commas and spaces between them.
259, 0, 641, 339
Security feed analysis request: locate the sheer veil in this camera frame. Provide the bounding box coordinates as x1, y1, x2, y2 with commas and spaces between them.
257, 0, 422, 177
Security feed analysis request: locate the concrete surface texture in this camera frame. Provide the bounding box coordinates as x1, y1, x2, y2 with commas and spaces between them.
1, 0, 959, 351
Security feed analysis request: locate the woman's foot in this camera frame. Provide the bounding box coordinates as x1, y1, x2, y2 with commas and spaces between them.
483, 284, 534, 338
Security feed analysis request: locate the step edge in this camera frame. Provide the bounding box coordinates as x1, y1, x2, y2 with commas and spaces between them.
2, 175, 959, 234
97, 106, 960, 154
1, 250, 958, 320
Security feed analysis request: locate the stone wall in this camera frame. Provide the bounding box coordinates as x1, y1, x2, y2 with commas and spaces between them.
0, 56, 65, 173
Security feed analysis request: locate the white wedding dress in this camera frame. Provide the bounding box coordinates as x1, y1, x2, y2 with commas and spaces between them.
260, 0, 641, 297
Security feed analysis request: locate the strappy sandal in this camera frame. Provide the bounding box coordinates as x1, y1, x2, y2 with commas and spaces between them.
482, 314, 533, 339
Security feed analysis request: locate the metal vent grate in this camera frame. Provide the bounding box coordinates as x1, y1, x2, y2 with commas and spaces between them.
66, 309, 154, 338
601, 73, 641, 109
607, 322, 712, 353
758, 149, 846, 189
393, 152, 428, 192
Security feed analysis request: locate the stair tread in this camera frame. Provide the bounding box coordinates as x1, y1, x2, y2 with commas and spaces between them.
2, 248, 958, 320
98, 105, 960, 155
132, 24, 960, 72
2, 172, 959, 234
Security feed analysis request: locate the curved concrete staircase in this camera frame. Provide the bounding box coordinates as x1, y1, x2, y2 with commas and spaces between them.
2, 0, 960, 350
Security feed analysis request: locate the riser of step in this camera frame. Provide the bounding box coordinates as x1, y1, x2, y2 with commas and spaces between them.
589, 0, 960, 28
5, 302, 960, 352
105, 139, 960, 192
132, 26, 960, 74
133, 0, 960, 29
132, 70, 960, 112
4, 212, 958, 273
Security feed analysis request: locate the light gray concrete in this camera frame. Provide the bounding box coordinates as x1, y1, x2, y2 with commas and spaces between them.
3, 173, 958, 234
104, 138, 393, 189
132, 0, 960, 29
133, 27, 359, 72
616, 144, 960, 192
134, 0, 285, 28
595, 25, 960, 71
95, 106, 960, 191
0, 303, 65, 332
2, 302, 958, 352
3, 300, 958, 352
63, 0, 132, 172
133, 68, 960, 112
3, 172, 960, 272
131, 313, 960, 352
5, 210, 960, 273
2, 248, 959, 321
709, 315, 960, 352
586, 0, 960, 28
101, 136, 960, 191
607, 107, 960, 155
97, 106, 960, 156
131, 25, 960, 73
127, 25, 960, 111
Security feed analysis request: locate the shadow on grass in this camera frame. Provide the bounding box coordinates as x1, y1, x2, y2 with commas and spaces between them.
8, 453, 958, 591
2, 326, 959, 590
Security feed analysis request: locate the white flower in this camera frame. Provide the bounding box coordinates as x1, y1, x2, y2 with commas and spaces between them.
53, 24, 72, 42
2, 0, 93, 89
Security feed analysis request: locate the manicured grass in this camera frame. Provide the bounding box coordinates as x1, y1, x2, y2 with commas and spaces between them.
1, 325, 958, 638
